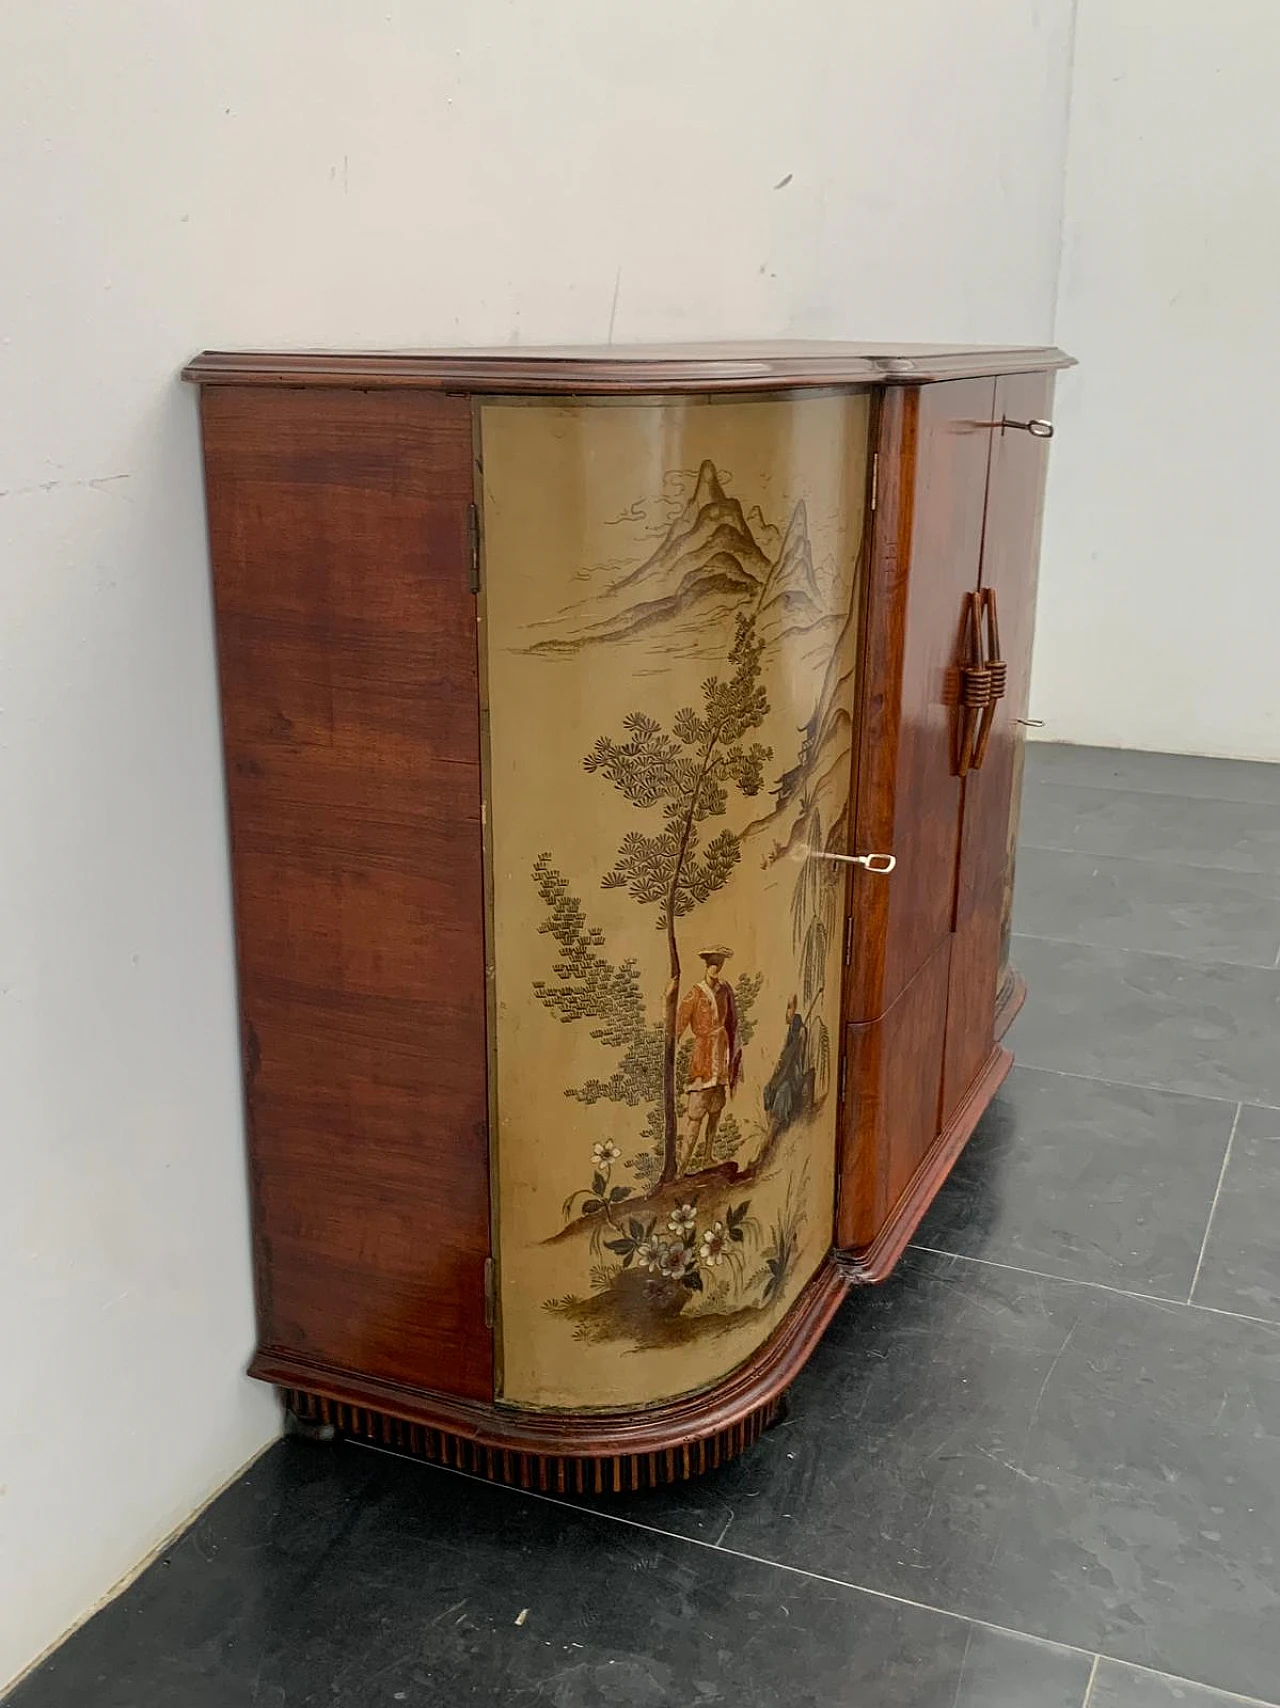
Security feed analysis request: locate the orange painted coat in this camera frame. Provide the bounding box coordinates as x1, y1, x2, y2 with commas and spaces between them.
677, 979, 742, 1092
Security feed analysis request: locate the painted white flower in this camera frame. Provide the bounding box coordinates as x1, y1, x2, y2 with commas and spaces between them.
659, 1239, 696, 1282
592, 1140, 621, 1172
668, 1203, 697, 1237
700, 1222, 729, 1266
636, 1235, 663, 1272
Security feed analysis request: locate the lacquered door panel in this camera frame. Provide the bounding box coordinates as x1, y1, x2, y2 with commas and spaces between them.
478, 392, 871, 1411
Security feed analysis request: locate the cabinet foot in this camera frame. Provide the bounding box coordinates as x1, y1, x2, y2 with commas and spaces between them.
284, 1404, 336, 1444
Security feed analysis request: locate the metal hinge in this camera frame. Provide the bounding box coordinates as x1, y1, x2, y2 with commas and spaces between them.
839, 1051, 849, 1104
483, 1255, 495, 1328
869, 451, 879, 513
843, 913, 854, 966
467, 502, 481, 594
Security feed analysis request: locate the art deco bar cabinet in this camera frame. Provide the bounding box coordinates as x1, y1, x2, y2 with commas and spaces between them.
185, 341, 1069, 1488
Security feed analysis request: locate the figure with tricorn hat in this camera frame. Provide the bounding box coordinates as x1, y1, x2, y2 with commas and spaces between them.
676, 945, 742, 1173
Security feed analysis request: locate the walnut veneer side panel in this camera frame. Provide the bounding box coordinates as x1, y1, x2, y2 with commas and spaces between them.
201, 385, 493, 1402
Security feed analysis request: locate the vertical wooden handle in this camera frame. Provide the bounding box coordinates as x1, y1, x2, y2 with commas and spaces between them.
971, 588, 1005, 771
956, 590, 987, 778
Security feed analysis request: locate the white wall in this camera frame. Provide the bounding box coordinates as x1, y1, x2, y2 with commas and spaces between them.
1033, 0, 1280, 760
0, 0, 1076, 1684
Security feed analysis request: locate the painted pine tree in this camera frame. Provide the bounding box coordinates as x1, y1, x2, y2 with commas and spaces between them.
529, 854, 761, 1206
584, 616, 772, 1182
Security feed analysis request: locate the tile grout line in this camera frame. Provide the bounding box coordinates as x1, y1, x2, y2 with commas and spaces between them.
1012, 928, 1280, 972
351, 1443, 1280, 1708
950, 1624, 974, 1705
1110, 1655, 1280, 1708
1002, 1058, 1274, 1115
906, 1242, 1280, 1332
351, 1439, 1078, 1652
1080, 1652, 1100, 1707
1023, 766, 1280, 810
908, 1244, 1183, 1313
1011, 928, 1280, 974
1188, 1100, 1244, 1305
1017, 837, 1280, 881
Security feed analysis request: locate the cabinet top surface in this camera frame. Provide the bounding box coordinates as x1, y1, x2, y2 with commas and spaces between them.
183, 340, 1074, 393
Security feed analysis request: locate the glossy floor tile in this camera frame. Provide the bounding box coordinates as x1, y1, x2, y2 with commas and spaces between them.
1025, 743, 1280, 807
1191, 1103, 1280, 1322
1008, 935, 1280, 1106
1019, 783, 1280, 875
4, 1439, 1093, 1708
913, 1065, 1235, 1296
585, 1252, 1280, 1702
1089, 1657, 1274, 1707
1013, 845, 1280, 967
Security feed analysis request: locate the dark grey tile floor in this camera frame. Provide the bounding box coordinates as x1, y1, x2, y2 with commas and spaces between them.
9, 743, 1280, 1708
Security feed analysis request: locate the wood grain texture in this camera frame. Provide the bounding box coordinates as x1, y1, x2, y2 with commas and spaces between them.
845, 377, 997, 1024
201, 385, 493, 1402
184, 342, 1074, 393
942, 373, 1055, 1122
837, 934, 952, 1249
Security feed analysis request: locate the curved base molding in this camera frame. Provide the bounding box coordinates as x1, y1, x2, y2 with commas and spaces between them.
282, 1387, 786, 1493
256, 1256, 850, 1490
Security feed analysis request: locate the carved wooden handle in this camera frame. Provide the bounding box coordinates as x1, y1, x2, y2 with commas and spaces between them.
957, 588, 1005, 777
972, 588, 1004, 770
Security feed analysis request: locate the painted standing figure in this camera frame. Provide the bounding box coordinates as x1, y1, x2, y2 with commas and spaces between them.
677, 946, 742, 1174
763, 994, 813, 1136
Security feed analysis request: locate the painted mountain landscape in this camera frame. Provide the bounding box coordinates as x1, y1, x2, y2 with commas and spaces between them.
522, 460, 863, 844
525, 461, 825, 655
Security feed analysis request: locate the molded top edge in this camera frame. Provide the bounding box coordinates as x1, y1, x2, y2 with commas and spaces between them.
183, 340, 1074, 391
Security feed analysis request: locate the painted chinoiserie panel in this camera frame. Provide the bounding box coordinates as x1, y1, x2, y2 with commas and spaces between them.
479, 392, 872, 1410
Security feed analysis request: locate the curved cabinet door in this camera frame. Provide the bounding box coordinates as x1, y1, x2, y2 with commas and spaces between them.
478, 391, 870, 1411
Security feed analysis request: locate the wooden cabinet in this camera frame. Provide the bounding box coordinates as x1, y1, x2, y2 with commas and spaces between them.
187, 342, 1068, 1488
